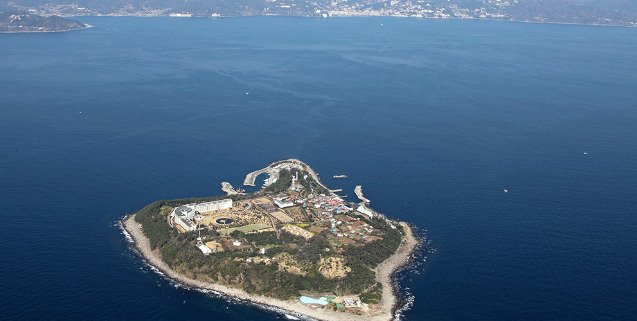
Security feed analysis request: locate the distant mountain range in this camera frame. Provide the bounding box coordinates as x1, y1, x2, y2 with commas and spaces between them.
1, 0, 636, 27
0, 11, 86, 32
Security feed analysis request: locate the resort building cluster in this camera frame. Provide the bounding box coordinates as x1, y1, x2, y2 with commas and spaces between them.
170, 199, 233, 232
168, 185, 383, 254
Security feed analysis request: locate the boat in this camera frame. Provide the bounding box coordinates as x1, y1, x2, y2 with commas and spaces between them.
333, 175, 347, 178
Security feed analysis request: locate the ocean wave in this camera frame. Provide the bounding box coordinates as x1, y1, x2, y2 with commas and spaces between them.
117, 219, 134, 243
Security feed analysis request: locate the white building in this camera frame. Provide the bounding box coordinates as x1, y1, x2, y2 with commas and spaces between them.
175, 215, 196, 232
197, 243, 212, 255
192, 199, 233, 212
357, 206, 374, 218
171, 205, 197, 232
274, 198, 294, 208
342, 297, 362, 308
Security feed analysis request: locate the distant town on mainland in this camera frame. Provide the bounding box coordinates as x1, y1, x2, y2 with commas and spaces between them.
2, 0, 637, 28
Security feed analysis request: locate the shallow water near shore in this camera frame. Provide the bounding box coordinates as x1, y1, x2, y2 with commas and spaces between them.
1, 16, 636, 321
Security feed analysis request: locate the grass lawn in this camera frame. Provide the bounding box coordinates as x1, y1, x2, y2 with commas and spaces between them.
219, 223, 271, 235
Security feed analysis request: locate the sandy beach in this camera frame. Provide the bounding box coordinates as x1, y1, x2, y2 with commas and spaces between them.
123, 213, 418, 321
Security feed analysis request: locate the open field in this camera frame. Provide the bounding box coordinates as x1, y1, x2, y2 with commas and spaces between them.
219, 223, 272, 235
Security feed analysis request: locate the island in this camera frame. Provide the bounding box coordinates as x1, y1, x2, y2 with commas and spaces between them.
122, 159, 419, 321
0, 11, 87, 33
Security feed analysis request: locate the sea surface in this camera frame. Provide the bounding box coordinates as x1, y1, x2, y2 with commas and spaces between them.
1, 16, 636, 320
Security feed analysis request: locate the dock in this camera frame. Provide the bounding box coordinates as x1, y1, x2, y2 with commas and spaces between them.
243, 168, 273, 186
242, 160, 306, 188
354, 185, 370, 204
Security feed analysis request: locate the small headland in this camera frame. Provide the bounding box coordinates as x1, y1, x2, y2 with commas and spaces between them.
0, 11, 87, 33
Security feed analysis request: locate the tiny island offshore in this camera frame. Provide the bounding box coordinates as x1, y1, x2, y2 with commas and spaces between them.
123, 159, 419, 321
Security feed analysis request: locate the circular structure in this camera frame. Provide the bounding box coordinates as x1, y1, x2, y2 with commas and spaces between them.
215, 218, 235, 225
175, 206, 196, 219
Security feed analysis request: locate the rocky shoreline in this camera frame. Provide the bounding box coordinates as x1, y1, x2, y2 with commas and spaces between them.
123, 213, 419, 321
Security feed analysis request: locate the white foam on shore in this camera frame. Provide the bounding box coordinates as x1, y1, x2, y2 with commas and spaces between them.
119, 216, 168, 278
393, 294, 415, 321
117, 218, 134, 243
390, 226, 433, 320
148, 263, 166, 277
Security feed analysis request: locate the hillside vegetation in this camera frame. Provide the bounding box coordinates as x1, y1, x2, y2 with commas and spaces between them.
0, 11, 85, 32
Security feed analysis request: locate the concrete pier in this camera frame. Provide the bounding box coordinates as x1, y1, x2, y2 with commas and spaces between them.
243, 168, 273, 186
242, 160, 306, 188
354, 185, 370, 204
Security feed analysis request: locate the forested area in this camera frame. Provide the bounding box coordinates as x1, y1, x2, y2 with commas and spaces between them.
344, 218, 403, 267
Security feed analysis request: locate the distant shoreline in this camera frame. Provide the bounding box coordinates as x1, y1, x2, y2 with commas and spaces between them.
123, 207, 419, 321
0, 24, 91, 34
45, 14, 637, 29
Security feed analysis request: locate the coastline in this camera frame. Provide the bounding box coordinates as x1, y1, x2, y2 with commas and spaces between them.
0, 24, 91, 34
123, 213, 418, 321
39, 14, 637, 29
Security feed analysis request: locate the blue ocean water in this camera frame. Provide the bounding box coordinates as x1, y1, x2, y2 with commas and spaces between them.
1, 17, 636, 320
